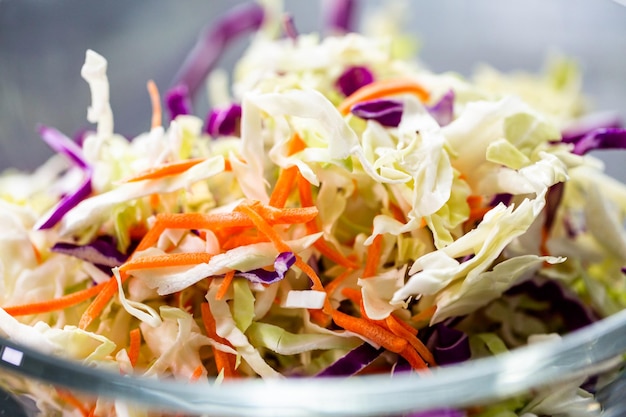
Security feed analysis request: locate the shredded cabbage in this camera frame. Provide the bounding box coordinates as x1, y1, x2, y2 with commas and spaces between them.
0, 1, 624, 416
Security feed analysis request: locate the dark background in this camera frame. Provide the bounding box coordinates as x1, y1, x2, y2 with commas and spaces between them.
1, 0, 625, 178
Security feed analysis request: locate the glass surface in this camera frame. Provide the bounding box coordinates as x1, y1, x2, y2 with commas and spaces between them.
1, 1, 626, 416
0, 309, 625, 416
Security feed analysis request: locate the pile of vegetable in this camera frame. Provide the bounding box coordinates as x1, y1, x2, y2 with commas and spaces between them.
1, 1, 625, 416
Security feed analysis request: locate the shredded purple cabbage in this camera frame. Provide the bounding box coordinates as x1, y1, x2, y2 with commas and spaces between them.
171, 2, 265, 98
36, 125, 93, 230
427, 90, 455, 127
51, 236, 128, 269
561, 113, 622, 144
235, 252, 296, 284
565, 127, 626, 155
316, 342, 382, 377
336, 66, 374, 97
37, 125, 89, 170
489, 193, 513, 207
282, 13, 299, 40
205, 103, 242, 137
426, 323, 471, 366
350, 90, 455, 128
506, 278, 597, 331
351, 99, 403, 127
322, 0, 356, 34
165, 85, 192, 120
544, 182, 565, 232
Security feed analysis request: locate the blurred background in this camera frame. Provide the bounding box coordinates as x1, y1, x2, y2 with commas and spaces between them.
1, 0, 625, 178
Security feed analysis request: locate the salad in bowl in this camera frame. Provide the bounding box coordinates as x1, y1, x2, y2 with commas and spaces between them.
0, 1, 625, 416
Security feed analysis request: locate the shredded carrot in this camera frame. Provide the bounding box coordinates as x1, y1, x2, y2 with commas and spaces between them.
540, 226, 551, 257
221, 231, 270, 250
389, 201, 406, 223
297, 173, 358, 268
411, 305, 437, 323
135, 206, 318, 252
269, 166, 300, 208
128, 328, 141, 367
287, 132, 307, 155
338, 78, 430, 115
125, 158, 207, 183
79, 277, 122, 330
190, 364, 205, 382
56, 388, 91, 417
308, 308, 331, 327
147, 79, 162, 129
331, 309, 407, 353
398, 344, 429, 371
119, 252, 214, 273
87, 405, 97, 417
149, 193, 161, 209
324, 269, 355, 297
30, 241, 43, 264
340, 287, 362, 305
385, 314, 435, 366
215, 270, 235, 300
269, 133, 307, 208
200, 303, 238, 378
362, 234, 384, 278
235, 203, 326, 293
3, 281, 107, 317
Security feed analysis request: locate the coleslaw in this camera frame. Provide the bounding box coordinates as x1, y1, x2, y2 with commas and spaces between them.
1, 1, 626, 416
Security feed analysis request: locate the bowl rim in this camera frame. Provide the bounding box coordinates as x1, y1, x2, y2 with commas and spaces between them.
1, 308, 625, 416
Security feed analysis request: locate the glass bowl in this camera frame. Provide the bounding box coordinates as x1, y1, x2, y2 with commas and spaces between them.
0, 309, 625, 416
1, 1, 626, 416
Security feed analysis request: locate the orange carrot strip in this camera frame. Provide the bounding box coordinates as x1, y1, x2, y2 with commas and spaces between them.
308, 308, 332, 327
324, 269, 355, 297
136, 207, 319, 252
56, 388, 91, 417
399, 344, 429, 371
297, 173, 358, 269
287, 132, 307, 155
190, 364, 205, 382
128, 328, 141, 368
79, 276, 122, 330
201, 303, 238, 378
235, 203, 325, 292
119, 252, 214, 273
411, 305, 437, 323
269, 166, 300, 208
331, 309, 407, 353
215, 270, 235, 300
269, 133, 307, 208
386, 315, 435, 366
125, 158, 207, 183
147, 79, 162, 129
87, 405, 97, 417
338, 78, 430, 115
221, 232, 270, 250
297, 173, 315, 208
3, 281, 107, 317
362, 234, 384, 278
340, 287, 362, 305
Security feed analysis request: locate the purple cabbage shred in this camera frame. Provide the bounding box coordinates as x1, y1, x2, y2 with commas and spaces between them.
205, 103, 242, 137
36, 125, 93, 230
336, 66, 374, 97
51, 236, 128, 270
282, 13, 299, 40
426, 323, 471, 366
171, 2, 265, 98
506, 278, 597, 331
235, 252, 296, 284
316, 342, 382, 377
351, 99, 403, 127
322, 0, 357, 34
565, 127, 626, 155
165, 85, 192, 120
427, 90, 455, 127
